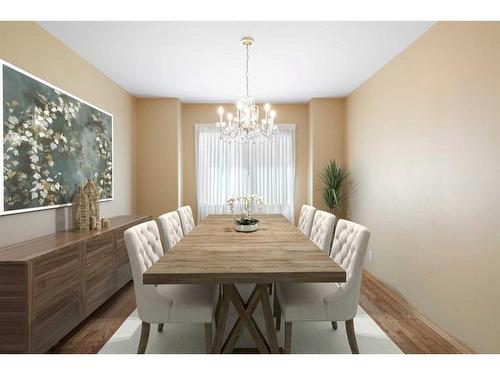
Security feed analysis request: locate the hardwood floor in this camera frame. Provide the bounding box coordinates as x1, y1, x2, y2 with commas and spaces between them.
359, 271, 473, 354
49, 283, 136, 354
50, 273, 473, 354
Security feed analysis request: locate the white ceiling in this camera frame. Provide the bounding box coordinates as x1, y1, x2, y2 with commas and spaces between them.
39, 21, 434, 102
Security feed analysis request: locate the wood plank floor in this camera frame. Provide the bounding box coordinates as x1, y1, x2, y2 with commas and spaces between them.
359, 271, 473, 354
50, 272, 472, 354
49, 282, 136, 354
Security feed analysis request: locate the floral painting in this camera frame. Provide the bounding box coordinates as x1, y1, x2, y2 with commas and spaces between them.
1, 62, 113, 215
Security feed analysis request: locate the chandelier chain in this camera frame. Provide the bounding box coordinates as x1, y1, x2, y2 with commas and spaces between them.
245, 45, 249, 97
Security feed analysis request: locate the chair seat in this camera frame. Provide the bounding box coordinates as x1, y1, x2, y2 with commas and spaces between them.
277, 282, 356, 322
140, 283, 217, 324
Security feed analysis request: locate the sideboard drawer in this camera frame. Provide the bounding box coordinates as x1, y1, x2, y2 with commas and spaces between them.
31, 243, 82, 352
84, 232, 115, 316
0, 264, 28, 353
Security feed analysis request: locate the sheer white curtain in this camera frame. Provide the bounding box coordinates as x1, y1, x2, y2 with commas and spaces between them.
195, 123, 295, 222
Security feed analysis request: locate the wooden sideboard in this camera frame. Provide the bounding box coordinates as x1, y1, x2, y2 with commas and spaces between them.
0, 214, 151, 353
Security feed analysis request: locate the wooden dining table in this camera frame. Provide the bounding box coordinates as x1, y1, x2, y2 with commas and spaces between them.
143, 214, 346, 354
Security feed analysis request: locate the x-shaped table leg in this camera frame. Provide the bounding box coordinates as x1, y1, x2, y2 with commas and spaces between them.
225, 284, 270, 353
222, 285, 261, 353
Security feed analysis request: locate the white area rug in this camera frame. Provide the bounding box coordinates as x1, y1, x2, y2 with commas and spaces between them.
99, 287, 402, 354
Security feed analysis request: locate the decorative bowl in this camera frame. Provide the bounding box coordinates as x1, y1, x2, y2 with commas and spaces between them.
234, 218, 259, 233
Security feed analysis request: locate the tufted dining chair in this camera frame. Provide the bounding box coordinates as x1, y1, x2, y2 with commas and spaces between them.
124, 220, 217, 354
309, 210, 336, 254
177, 205, 196, 236
158, 211, 184, 250
275, 219, 370, 354
297, 204, 317, 237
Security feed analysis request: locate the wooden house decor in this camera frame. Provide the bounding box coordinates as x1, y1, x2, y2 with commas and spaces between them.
84, 178, 100, 228
72, 186, 90, 231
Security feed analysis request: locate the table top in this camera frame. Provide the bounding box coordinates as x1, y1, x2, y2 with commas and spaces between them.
143, 214, 346, 284
0, 214, 151, 263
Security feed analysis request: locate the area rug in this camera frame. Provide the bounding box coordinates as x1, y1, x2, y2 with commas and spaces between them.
99, 287, 402, 354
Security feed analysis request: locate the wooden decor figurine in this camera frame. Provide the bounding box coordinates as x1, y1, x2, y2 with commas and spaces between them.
84, 178, 100, 229
72, 186, 90, 231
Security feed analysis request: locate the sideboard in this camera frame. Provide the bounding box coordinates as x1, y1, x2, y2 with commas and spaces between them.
0, 214, 151, 353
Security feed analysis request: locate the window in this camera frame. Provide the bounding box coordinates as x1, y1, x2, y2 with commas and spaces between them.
195, 123, 296, 222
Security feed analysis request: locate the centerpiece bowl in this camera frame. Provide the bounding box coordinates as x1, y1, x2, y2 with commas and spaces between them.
234, 218, 259, 232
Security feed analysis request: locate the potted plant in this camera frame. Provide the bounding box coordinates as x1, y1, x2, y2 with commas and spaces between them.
319, 159, 351, 217
227, 194, 264, 232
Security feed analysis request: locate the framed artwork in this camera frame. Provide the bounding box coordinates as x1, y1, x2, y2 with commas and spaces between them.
1, 60, 113, 216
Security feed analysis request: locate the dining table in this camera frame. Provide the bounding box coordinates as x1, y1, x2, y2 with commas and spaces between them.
143, 214, 346, 354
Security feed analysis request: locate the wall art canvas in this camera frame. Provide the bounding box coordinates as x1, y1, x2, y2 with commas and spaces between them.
1, 60, 113, 215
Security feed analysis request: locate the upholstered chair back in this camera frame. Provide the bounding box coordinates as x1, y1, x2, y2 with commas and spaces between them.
297, 204, 317, 237
309, 210, 336, 254
329, 219, 370, 314
159, 211, 184, 250
177, 205, 195, 235
124, 220, 167, 317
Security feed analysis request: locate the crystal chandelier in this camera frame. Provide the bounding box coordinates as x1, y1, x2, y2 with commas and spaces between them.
216, 37, 278, 143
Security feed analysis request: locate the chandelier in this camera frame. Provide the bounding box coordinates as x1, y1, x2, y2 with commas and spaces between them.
216, 37, 278, 143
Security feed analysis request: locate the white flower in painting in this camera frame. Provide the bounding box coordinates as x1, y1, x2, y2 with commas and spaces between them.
13, 149, 19, 156
94, 172, 98, 178
31, 191, 38, 200
12, 160, 19, 167
30, 163, 36, 170
25, 130, 32, 137
29, 154, 39, 163
50, 142, 57, 150
54, 182, 60, 190
33, 173, 41, 180
40, 190, 48, 199
8, 116, 18, 125
48, 160, 54, 167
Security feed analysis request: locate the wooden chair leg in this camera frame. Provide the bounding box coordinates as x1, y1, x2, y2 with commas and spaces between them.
137, 322, 150, 354
204, 322, 213, 354
284, 322, 292, 354
275, 304, 282, 331
215, 285, 222, 325
273, 291, 282, 330
345, 319, 359, 354
331, 321, 338, 330
157, 323, 164, 332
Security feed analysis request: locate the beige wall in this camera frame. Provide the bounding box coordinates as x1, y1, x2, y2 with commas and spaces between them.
136, 98, 180, 218
180, 103, 310, 223
0, 22, 137, 247
309, 98, 346, 212
346, 22, 500, 353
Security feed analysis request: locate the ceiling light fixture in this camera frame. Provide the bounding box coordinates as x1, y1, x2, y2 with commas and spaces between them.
216, 37, 278, 143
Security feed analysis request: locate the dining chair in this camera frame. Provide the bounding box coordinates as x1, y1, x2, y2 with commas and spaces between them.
124, 220, 217, 354
297, 204, 317, 237
275, 219, 370, 354
158, 211, 184, 250
309, 210, 336, 254
177, 205, 196, 236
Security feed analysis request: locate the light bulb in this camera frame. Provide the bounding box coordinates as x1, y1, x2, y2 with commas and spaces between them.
217, 106, 224, 115
270, 110, 276, 119
264, 103, 271, 112
227, 113, 233, 121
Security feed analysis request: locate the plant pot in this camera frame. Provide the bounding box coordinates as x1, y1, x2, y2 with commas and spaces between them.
234, 218, 259, 233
